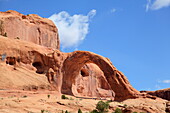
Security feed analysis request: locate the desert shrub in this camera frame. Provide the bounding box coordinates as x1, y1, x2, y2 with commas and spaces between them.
123, 104, 127, 108
22, 95, 27, 98
113, 108, 122, 113
96, 101, 109, 112
41, 109, 45, 113
65, 110, 70, 113
47, 94, 50, 99
61, 95, 69, 99
78, 108, 82, 113
90, 109, 99, 113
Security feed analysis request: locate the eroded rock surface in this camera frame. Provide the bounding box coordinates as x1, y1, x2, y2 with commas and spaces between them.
142, 88, 170, 101
0, 35, 139, 101
61, 51, 139, 101
0, 10, 60, 49
72, 63, 115, 99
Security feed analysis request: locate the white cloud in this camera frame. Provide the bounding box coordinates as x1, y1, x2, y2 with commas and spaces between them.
111, 8, 116, 13
151, 0, 170, 10
146, 0, 151, 11
49, 10, 96, 49
162, 80, 170, 83
146, 0, 170, 11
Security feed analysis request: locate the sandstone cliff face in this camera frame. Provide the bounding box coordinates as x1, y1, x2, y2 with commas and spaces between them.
0, 10, 141, 101
0, 10, 60, 49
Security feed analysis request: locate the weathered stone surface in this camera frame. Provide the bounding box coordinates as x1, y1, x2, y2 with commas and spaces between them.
0, 10, 60, 49
142, 88, 170, 101
0, 35, 140, 101
72, 63, 115, 99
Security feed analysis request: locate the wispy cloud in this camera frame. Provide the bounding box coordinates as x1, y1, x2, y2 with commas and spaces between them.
146, 0, 151, 11
49, 10, 96, 49
162, 80, 170, 83
155, 84, 161, 89
110, 8, 116, 13
146, 0, 170, 11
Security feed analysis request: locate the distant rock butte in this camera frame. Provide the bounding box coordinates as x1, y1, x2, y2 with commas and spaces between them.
0, 10, 60, 49
141, 88, 170, 101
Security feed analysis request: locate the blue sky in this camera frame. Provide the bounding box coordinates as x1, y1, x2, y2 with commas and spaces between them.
0, 0, 170, 91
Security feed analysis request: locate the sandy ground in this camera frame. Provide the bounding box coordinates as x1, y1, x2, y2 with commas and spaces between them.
0, 89, 167, 113
0, 89, 100, 113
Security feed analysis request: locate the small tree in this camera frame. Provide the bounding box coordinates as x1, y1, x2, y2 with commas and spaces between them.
78, 108, 82, 113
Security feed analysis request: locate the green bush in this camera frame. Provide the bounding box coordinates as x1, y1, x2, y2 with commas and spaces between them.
96, 101, 109, 112
61, 95, 69, 99
78, 108, 82, 113
65, 110, 70, 113
113, 108, 122, 113
41, 109, 45, 113
90, 109, 99, 113
47, 94, 50, 99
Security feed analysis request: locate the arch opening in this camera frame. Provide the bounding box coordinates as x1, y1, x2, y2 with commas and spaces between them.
32, 62, 44, 74
72, 63, 114, 98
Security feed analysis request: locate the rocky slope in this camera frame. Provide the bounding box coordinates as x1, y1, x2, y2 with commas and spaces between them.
0, 10, 60, 49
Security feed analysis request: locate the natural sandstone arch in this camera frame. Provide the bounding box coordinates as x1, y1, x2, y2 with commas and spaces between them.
61, 51, 139, 101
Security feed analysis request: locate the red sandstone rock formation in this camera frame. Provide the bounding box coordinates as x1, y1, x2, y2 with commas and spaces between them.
0, 35, 140, 101
0, 10, 142, 101
0, 10, 60, 49
141, 88, 170, 101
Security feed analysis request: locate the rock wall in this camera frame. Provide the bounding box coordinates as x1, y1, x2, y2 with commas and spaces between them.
0, 10, 60, 49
